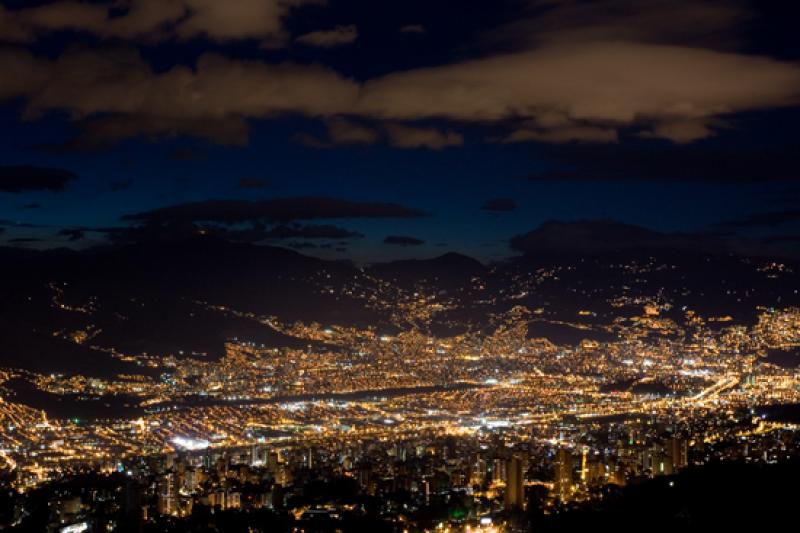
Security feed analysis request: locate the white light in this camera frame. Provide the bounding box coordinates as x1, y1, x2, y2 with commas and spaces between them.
60, 523, 89, 533
171, 436, 210, 451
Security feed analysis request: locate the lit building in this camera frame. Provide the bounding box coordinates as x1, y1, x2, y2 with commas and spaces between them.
505, 455, 525, 509
669, 438, 689, 470
556, 448, 573, 501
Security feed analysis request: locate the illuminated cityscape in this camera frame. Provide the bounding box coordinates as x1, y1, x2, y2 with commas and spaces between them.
2, 0, 800, 531
1, 252, 800, 531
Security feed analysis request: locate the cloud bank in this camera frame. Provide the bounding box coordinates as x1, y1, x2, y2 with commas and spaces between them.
1, 0, 799, 147
0, 165, 77, 192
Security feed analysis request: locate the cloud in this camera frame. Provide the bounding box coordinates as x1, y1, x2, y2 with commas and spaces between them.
2, 1, 800, 147
66, 219, 365, 247
282, 240, 347, 252
504, 125, 619, 144
123, 197, 425, 224
0, 165, 77, 192
292, 132, 332, 148
0, 6, 35, 43
64, 221, 256, 245
638, 119, 722, 144
303, 120, 455, 149
383, 235, 425, 246
197, 222, 362, 243
295, 25, 358, 47
177, 0, 321, 42
57, 228, 86, 241
399, 24, 425, 34
1, 48, 359, 146
285, 241, 318, 249
484, 0, 751, 51
326, 118, 380, 145
384, 124, 463, 149
56, 220, 338, 247
0, 48, 48, 102
0, 0, 322, 44
359, 42, 800, 143
87, 222, 206, 245
262, 224, 362, 239
481, 198, 517, 212
22, 203, 41, 209
66, 115, 251, 150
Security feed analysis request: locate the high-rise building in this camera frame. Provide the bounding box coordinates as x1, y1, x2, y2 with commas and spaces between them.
250, 444, 265, 466
226, 490, 241, 509
395, 443, 407, 462
157, 472, 177, 515
669, 438, 689, 470
504, 455, 525, 510
555, 449, 573, 501
271, 484, 284, 510
607, 460, 627, 486
580, 448, 588, 483
492, 457, 507, 483
305, 447, 314, 469
642, 445, 675, 476
471, 457, 487, 486
182, 468, 200, 492
267, 451, 281, 474
586, 459, 605, 487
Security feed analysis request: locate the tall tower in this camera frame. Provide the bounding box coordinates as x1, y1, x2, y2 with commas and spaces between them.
504, 455, 525, 509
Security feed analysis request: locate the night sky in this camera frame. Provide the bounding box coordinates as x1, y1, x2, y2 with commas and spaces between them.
1, 0, 799, 263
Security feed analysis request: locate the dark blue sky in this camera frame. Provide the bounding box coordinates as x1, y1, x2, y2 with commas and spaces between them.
1, 0, 798, 262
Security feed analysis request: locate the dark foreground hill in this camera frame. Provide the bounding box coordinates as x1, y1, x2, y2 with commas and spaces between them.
538, 460, 800, 532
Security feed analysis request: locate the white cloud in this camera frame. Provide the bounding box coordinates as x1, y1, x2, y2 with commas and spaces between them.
3, 0, 800, 148
359, 42, 800, 142
295, 25, 358, 47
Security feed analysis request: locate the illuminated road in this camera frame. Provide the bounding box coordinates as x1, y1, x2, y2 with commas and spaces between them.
691, 376, 739, 401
